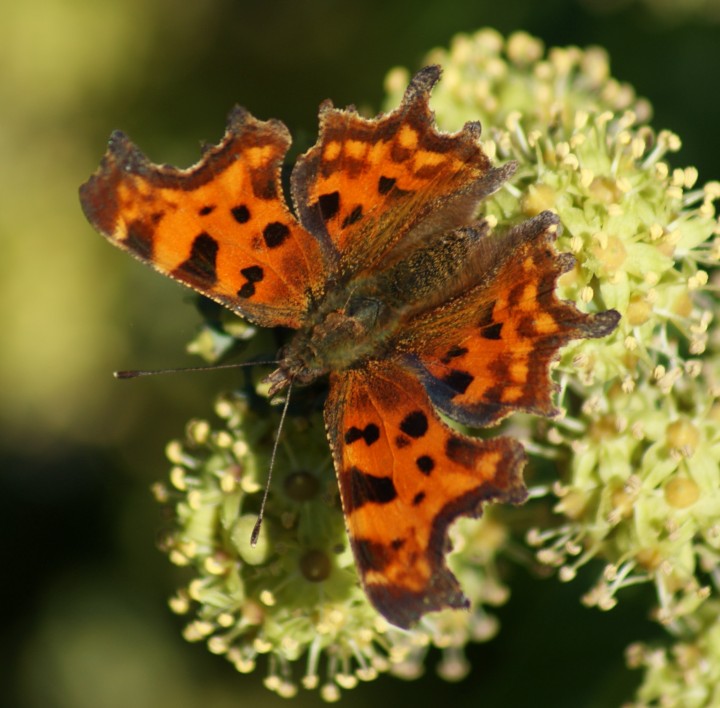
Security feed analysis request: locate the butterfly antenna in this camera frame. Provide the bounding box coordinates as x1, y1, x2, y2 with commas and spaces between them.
250, 381, 293, 547
114, 361, 278, 379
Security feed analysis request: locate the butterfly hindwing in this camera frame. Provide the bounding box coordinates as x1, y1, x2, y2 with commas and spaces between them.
325, 360, 527, 628
396, 212, 621, 427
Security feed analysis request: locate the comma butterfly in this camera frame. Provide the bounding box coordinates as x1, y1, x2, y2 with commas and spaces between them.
80, 66, 619, 628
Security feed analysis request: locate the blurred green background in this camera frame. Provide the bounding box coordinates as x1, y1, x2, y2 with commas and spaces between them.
3, 1, 719, 706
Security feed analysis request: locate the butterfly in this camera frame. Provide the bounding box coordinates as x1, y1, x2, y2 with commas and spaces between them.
80, 66, 619, 629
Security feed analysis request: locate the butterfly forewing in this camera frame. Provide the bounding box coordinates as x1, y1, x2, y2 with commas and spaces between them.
80, 109, 328, 329
291, 66, 511, 281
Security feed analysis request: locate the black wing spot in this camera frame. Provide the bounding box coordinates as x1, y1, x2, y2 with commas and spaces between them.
416, 455, 435, 475
263, 221, 290, 248
345, 427, 363, 444
481, 322, 503, 340
443, 369, 474, 395
231, 205, 250, 223
199, 205, 215, 216
399, 411, 428, 439
441, 345, 468, 364
237, 265, 264, 299
318, 191, 340, 221
412, 491, 426, 506
363, 424, 380, 445
344, 423, 380, 446
174, 232, 218, 287
240, 265, 264, 282
378, 176, 396, 195
346, 467, 398, 512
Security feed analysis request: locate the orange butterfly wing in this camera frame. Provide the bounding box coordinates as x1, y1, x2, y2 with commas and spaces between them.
325, 360, 526, 629
396, 212, 621, 427
80, 108, 330, 328
291, 66, 514, 279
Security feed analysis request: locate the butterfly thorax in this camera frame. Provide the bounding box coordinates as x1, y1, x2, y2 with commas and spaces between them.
265, 289, 399, 395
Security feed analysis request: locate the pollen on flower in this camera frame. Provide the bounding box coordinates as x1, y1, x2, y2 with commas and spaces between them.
521, 183, 556, 215
169, 466, 187, 491
203, 555, 228, 575
219, 470, 237, 493
166, 440, 197, 468
320, 683, 341, 702
217, 611, 235, 627
187, 419, 211, 444
169, 549, 190, 566
688, 270, 709, 289
214, 430, 233, 448
568, 132, 585, 151
559, 566, 577, 582
665, 419, 700, 456
168, 591, 190, 614
592, 234, 627, 274
184, 620, 215, 641
626, 297, 652, 326
506, 30, 543, 65
186, 490, 203, 510
208, 636, 230, 655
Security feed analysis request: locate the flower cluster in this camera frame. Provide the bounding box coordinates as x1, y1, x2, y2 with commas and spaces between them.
389, 27, 720, 705
626, 599, 720, 707
156, 29, 720, 702
154, 384, 514, 699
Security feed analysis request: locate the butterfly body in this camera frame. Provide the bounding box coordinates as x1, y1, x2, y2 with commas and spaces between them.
80, 66, 620, 628
267, 219, 492, 395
